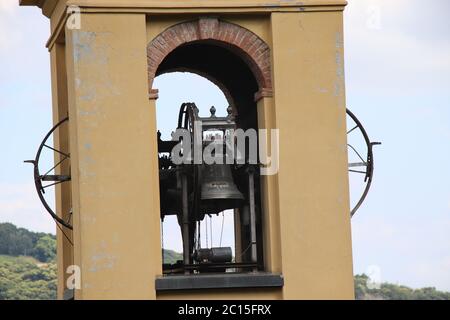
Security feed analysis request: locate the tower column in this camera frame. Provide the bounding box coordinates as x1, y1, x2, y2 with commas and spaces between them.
271, 11, 354, 299
257, 95, 282, 274
50, 42, 74, 300
65, 13, 162, 299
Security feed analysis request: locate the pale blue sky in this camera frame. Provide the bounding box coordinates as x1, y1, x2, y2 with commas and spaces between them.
0, 0, 449, 291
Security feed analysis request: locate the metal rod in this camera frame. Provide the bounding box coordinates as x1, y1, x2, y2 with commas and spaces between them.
41, 174, 71, 182
248, 168, 257, 270
181, 172, 190, 274
219, 212, 225, 247
44, 144, 70, 158
348, 162, 367, 168
42, 156, 69, 178
347, 125, 358, 135
348, 144, 366, 163
42, 180, 66, 189
349, 169, 367, 174
183, 262, 258, 270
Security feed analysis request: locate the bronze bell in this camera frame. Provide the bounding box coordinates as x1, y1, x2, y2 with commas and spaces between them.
200, 164, 244, 214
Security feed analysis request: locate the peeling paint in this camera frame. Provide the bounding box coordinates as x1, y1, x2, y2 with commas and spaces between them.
89, 253, 117, 272
334, 32, 345, 99
72, 31, 113, 65
73, 31, 96, 64
335, 51, 344, 79
89, 242, 118, 273
335, 31, 343, 49
80, 88, 96, 102
334, 82, 341, 97
78, 109, 98, 116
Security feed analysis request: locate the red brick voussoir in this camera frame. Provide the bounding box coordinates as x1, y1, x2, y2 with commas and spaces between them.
147, 17, 273, 101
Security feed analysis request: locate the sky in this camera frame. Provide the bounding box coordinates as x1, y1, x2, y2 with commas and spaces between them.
0, 0, 449, 291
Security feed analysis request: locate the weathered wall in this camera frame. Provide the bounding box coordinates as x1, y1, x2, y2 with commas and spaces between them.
65, 13, 162, 299
271, 11, 354, 299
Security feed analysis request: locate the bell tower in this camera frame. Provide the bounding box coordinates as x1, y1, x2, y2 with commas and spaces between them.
21, 0, 354, 300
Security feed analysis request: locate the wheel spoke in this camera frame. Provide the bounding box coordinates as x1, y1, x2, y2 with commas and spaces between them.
347, 125, 358, 135
42, 156, 69, 177
348, 144, 366, 163
44, 144, 70, 158
348, 162, 367, 168
42, 180, 66, 189
349, 169, 367, 174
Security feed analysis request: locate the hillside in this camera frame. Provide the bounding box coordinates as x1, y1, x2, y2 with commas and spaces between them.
355, 274, 450, 300
0, 223, 449, 300
0, 254, 57, 300
163, 249, 183, 264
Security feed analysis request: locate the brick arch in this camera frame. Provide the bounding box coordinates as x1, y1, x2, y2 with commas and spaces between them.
147, 18, 273, 101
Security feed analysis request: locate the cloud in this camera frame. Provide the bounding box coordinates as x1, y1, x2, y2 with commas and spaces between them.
344, 0, 450, 95
0, 0, 17, 15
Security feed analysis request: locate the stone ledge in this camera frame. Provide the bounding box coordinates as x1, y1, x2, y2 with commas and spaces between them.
155, 272, 284, 291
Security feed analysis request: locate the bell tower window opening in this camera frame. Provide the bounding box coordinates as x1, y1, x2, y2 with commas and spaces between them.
154, 40, 265, 276
155, 73, 238, 269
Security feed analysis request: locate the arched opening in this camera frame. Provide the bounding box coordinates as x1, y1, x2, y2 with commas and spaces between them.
156, 41, 259, 130
155, 72, 236, 263
151, 20, 271, 277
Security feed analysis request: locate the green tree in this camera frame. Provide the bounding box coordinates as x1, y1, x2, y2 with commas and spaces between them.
0, 223, 56, 261
33, 235, 56, 263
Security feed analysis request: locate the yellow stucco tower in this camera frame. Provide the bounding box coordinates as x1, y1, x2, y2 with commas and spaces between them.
21, 0, 354, 300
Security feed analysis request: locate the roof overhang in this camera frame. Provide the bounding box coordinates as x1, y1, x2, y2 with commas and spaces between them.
20, 0, 347, 50
20, 0, 347, 17
19, 0, 58, 18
